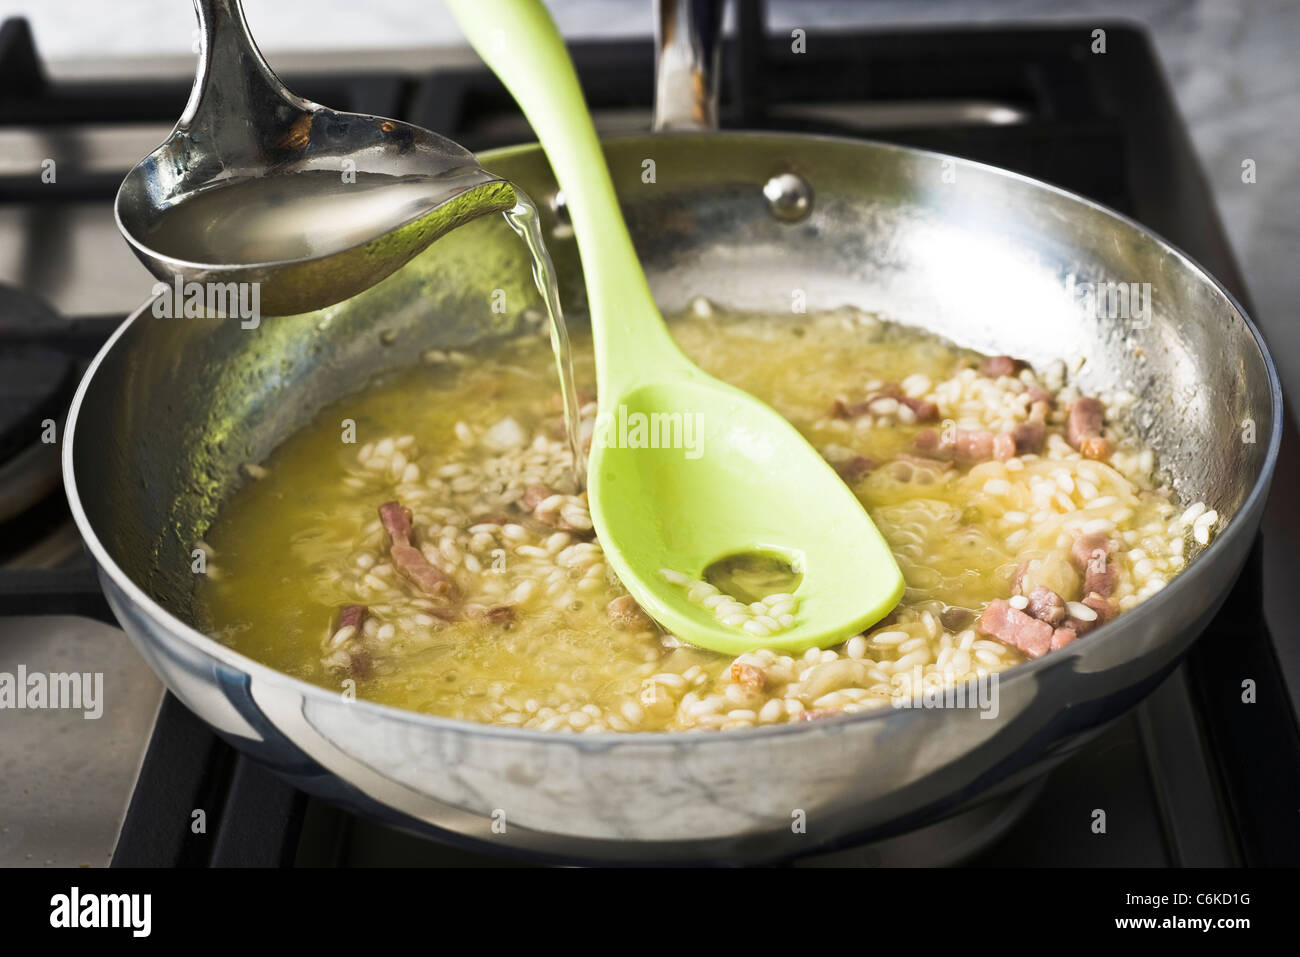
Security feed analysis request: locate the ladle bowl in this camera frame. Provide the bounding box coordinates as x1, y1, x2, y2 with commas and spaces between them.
115, 0, 516, 317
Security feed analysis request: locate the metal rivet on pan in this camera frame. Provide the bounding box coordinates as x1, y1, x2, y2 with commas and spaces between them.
549, 189, 575, 239
763, 172, 813, 222
550, 188, 571, 224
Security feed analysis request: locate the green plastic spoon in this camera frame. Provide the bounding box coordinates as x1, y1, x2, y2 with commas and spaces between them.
446, 0, 904, 655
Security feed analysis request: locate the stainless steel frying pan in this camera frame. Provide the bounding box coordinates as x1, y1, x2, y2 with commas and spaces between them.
62, 125, 1280, 862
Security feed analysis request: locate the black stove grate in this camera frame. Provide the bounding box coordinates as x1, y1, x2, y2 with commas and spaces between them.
0, 10, 1296, 866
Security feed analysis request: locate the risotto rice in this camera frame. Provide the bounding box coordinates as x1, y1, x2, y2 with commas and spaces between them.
198, 305, 1216, 732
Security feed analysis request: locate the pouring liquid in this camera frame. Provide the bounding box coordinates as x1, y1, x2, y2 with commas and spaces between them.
504, 193, 585, 488
146, 169, 587, 486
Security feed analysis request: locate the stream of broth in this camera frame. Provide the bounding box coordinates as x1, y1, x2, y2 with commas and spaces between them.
503, 194, 584, 486
149, 169, 587, 482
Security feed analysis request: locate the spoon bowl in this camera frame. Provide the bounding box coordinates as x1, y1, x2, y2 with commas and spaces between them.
448, 0, 905, 653
591, 377, 906, 655
115, 0, 516, 317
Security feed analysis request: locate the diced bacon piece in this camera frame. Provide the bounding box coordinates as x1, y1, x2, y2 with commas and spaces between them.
1063, 612, 1096, 636
1026, 385, 1054, 407
833, 455, 874, 483
898, 396, 939, 422
1070, 532, 1117, 597
1084, 559, 1117, 598
1070, 533, 1112, 570
828, 398, 860, 419
1082, 593, 1113, 624
831, 393, 884, 420
607, 594, 652, 631
325, 607, 376, 678
940, 606, 976, 631
378, 500, 457, 598
730, 662, 767, 691
913, 428, 999, 463
347, 652, 372, 680
1067, 396, 1109, 459
378, 500, 413, 543
1051, 627, 1077, 651
336, 604, 368, 631
1025, 586, 1067, 626
978, 599, 1055, 659
831, 383, 929, 422
522, 484, 554, 511
389, 543, 455, 596
1011, 419, 1046, 454
979, 355, 1024, 378
993, 432, 1017, 461
1064, 593, 1113, 635
1079, 435, 1112, 460
913, 429, 943, 455
954, 429, 996, 462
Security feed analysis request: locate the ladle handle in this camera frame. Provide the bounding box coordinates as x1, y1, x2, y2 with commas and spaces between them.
181, 0, 310, 143
445, 0, 686, 396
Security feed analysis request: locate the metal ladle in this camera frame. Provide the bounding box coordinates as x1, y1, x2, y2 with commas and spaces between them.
115, 0, 516, 317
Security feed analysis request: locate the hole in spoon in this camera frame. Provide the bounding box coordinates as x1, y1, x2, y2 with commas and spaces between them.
703, 551, 802, 605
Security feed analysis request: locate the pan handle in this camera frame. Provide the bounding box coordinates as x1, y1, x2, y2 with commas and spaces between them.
653, 0, 725, 131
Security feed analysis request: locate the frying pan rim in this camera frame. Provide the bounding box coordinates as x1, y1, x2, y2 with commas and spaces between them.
64, 131, 1283, 748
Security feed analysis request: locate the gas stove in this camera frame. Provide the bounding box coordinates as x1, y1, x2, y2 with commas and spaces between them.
2, 8, 1298, 868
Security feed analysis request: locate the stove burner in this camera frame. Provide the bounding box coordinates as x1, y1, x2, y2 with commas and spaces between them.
0, 286, 77, 473
0, 286, 83, 565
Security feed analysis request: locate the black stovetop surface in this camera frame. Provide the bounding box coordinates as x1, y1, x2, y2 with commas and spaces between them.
2, 10, 1298, 866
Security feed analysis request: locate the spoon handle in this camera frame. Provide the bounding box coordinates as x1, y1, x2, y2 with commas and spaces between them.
182, 0, 307, 140
445, 0, 685, 396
